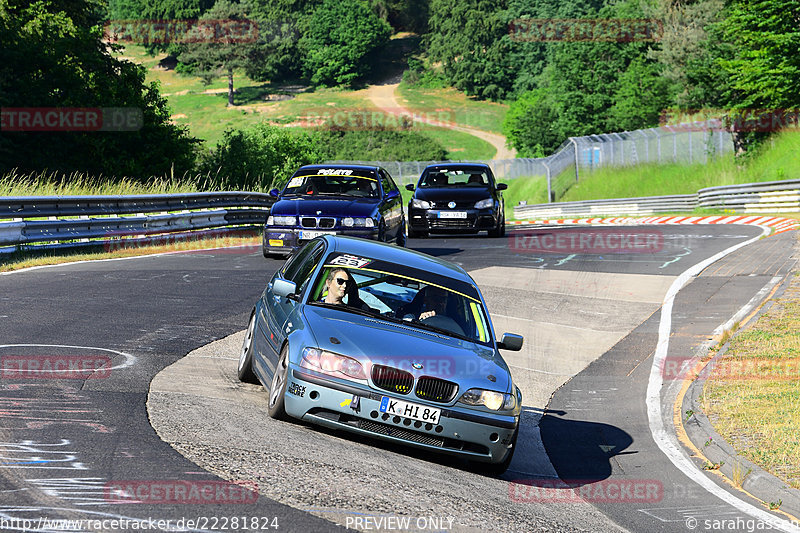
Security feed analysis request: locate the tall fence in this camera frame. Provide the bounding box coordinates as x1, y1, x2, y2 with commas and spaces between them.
334, 126, 733, 202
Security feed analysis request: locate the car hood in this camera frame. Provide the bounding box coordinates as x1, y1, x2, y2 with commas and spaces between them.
302, 305, 510, 393
272, 197, 378, 218
413, 187, 492, 203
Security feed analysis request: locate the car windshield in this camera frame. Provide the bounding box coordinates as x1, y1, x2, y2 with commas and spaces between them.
283, 170, 380, 198
419, 169, 490, 188
308, 253, 493, 346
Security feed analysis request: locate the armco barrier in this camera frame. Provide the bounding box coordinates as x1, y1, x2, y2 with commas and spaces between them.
0, 192, 274, 255
514, 180, 800, 219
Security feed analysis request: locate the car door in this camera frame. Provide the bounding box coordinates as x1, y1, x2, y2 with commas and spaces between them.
379, 169, 403, 240
262, 241, 324, 360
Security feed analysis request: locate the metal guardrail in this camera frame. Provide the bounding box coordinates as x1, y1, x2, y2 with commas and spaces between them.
0, 192, 274, 255
514, 180, 800, 219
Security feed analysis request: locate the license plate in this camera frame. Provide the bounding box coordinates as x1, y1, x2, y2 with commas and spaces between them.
299, 230, 336, 239
438, 211, 467, 219
380, 397, 441, 424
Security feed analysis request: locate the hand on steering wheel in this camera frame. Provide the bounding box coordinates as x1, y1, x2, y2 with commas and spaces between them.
420, 310, 436, 321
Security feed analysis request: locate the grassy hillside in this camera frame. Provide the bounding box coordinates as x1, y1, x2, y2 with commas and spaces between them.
397, 82, 508, 134
559, 131, 800, 203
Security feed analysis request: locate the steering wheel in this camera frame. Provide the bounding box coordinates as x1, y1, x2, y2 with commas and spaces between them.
420, 314, 465, 336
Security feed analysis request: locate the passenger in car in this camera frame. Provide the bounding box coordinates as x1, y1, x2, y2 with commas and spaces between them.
321, 267, 377, 313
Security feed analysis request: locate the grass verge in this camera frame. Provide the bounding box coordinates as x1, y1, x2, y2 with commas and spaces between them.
0, 170, 222, 196
703, 263, 800, 489
0, 233, 262, 273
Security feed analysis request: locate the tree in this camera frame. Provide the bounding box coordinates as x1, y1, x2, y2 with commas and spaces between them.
426, 0, 513, 100
299, 0, 391, 86
718, 0, 800, 151
502, 88, 562, 156
0, 0, 197, 177
178, 0, 256, 106
198, 123, 320, 189
608, 56, 674, 131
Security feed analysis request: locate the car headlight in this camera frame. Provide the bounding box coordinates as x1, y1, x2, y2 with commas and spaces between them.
474, 198, 494, 209
343, 217, 371, 227
458, 388, 516, 411
268, 215, 296, 226
300, 347, 366, 381
411, 198, 431, 209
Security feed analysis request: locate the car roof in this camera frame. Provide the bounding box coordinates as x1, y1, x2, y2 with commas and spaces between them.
422, 163, 491, 172
296, 164, 381, 173
322, 235, 474, 285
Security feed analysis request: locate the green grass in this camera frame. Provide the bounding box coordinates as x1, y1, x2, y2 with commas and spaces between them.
500, 176, 549, 220
0, 170, 223, 196
417, 126, 496, 160
397, 82, 508, 134
559, 130, 800, 203
704, 275, 800, 489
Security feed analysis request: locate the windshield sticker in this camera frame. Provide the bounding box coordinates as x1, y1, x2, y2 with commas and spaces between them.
329, 254, 373, 268
287, 176, 305, 188
317, 168, 353, 176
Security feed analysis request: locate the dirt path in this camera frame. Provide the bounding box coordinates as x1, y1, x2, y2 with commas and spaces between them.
366, 82, 517, 160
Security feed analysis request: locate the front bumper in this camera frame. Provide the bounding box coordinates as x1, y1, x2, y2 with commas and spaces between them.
408, 207, 498, 233
285, 367, 518, 464
263, 227, 379, 254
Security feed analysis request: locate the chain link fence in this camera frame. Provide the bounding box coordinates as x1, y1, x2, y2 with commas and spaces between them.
333, 126, 733, 202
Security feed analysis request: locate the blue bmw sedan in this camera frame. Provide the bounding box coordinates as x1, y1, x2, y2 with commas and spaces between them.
239, 235, 524, 474
262, 164, 406, 258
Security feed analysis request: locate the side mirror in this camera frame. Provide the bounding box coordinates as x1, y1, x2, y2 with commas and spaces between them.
272, 278, 298, 302
385, 189, 400, 200
269, 188, 280, 197
496, 183, 508, 191
405, 184, 415, 191
497, 333, 523, 351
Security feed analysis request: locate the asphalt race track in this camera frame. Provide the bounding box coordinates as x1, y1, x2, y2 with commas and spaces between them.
0, 224, 797, 533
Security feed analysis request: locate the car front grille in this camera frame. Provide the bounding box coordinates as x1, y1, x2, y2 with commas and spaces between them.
430, 218, 474, 229
300, 217, 336, 228
372, 365, 414, 394
357, 419, 445, 447
431, 201, 474, 209
415, 376, 458, 403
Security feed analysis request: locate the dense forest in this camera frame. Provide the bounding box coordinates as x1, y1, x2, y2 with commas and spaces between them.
1, 0, 798, 182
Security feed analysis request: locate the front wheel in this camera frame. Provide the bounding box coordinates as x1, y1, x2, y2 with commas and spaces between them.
396, 220, 407, 247
238, 311, 259, 384
267, 345, 290, 420
488, 212, 506, 238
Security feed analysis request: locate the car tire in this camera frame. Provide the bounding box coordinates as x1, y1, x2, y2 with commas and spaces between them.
488, 211, 505, 238
267, 344, 290, 420
396, 220, 407, 247
377, 221, 386, 242
238, 310, 259, 384
472, 424, 518, 476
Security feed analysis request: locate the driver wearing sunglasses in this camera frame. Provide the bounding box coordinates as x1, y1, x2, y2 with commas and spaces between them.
321, 267, 377, 312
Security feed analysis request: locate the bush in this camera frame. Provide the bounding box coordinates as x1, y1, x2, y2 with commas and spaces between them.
314, 126, 448, 162
198, 124, 320, 190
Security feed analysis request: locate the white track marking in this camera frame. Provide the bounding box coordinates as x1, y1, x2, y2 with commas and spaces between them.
646, 225, 800, 532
